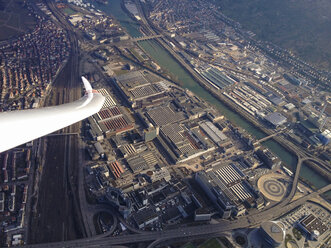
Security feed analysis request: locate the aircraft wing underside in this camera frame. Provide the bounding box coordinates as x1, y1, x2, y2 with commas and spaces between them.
0, 77, 105, 153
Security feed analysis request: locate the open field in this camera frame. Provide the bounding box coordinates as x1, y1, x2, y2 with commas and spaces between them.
63, 7, 77, 16
213, 0, 331, 71
198, 238, 225, 248
0, 0, 36, 40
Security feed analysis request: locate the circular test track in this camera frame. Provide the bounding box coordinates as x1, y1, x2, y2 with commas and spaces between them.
258, 176, 287, 202
263, 179, 285, 198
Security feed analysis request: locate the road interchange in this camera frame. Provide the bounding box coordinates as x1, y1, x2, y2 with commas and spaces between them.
25, 153, 331, 247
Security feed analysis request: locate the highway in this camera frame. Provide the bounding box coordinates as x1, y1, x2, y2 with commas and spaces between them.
24, 1, 330, 247
24, 182, 331, 248
24, 136, 331, 248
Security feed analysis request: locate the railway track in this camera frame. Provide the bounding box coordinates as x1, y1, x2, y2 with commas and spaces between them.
28, 0, 86, 244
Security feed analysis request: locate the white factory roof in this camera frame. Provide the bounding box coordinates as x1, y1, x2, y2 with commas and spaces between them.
264, 112, 287, 126
199, 121, 227, 144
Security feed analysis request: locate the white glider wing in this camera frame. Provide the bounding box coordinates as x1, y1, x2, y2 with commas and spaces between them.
0, 77, 105, 153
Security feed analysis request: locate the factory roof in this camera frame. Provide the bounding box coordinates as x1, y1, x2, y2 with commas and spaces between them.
133, 207, 158, 226
269, 96, 285, 106
284, 103, 295, 110
197, 161, 252, 206
146, 105, 186, 126
299, 214, 328, 236
108, 161, 124, 178
116, 71, 149, 89
126, 155, 149, 173
94, 142, 104, 155
264, 112, 287, 126
126, 151, 158, 173
199, 121, 228, 145
97, 88, 116, 109
97, 106, 121, 120
210, 162, 245, 186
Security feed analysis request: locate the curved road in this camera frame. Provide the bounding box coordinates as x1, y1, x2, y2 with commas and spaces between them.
24, 182, 331, 247
24, 149, 331, 248
25, 1, 330, 247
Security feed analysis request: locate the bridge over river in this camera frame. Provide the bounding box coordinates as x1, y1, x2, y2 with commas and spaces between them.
131, 34, 163, 42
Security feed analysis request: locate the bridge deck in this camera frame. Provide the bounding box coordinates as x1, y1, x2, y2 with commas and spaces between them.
132, 35, 163, 42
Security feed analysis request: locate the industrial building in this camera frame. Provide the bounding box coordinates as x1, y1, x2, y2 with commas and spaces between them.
133, 207, 159, 229
297, 214, 328, 241
114, 71, 169, 108
199, 121, 229, 146
146, 168, 171, 183
97, 88, 117, 109
264, 112, 287, 128
318, 129, 331, 145
144, 126, 159, 142
126, 151, 159, 173
195, 161, 259, 218
194, 208, 212, 221
201, 67, 235, 90
94, 142, 105, 158
146, 104, 186, 127
88, 116, 104, 141
284, 73, 304, 86
100, 187, 132, 219
171, 90, 210, 120
108, 161, 125, 178
223, 83, 273, 117
256, 148, 281, 169
88, 88, 134, 137
98, 115, 134, 135
284, 103, 295, 110
119, 144, 137, 158
158, 122, 216, 163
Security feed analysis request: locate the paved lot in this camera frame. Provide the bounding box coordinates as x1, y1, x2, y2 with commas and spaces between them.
257, 173, 288, 202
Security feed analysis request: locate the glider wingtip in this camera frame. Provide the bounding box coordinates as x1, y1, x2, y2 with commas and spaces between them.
81, 76, 93, 92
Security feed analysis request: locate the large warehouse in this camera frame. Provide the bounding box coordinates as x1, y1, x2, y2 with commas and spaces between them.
264, 112, 287, 128
114, 70, 168, 108
195, 161, 259, 218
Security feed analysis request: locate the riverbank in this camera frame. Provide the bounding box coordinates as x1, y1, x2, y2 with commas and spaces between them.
88, 0, 330, 192
142, 25, 331, 183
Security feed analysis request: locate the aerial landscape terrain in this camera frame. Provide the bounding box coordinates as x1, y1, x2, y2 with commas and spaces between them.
0, 0, 36, 40
216, 0, 331, 71
0, 0, 330, 247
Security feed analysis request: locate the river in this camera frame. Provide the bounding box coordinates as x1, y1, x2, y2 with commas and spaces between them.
89, 0, 330, 192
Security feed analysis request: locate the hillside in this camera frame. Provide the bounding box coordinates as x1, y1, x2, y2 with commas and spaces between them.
214, 0, 331, 71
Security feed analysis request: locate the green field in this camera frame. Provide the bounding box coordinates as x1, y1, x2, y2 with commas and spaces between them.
198, 238, 225, 248
181, 243, 196, 248
0, 0, 36, 41
63, 7, 77, 16
212, 0, 331, 71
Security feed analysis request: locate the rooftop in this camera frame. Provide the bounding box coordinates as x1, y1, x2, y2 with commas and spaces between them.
260, 221, 285, 244
264, 112, 287, 126
299, 214, 328, 235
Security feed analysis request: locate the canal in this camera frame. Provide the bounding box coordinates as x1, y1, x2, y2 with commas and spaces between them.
91, 0, 330, 190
